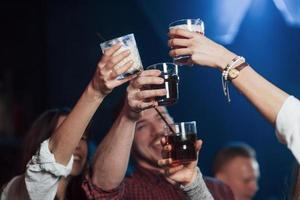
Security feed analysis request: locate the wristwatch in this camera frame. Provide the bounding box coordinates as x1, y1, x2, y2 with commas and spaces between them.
228, 62, 249, 80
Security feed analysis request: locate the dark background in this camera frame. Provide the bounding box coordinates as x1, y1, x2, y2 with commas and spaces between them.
1, 0, 300, 199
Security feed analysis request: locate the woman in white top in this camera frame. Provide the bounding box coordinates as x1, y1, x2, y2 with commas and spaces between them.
167, 28, 300, 199
1, 43, 136, 200
1, 108, 89, 200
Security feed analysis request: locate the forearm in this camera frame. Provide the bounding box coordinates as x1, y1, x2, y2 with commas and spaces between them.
218, 51, 289, 125
92, 107, 136, 190
232, 67, 288, 124
169, 31, 289, 123
49, 82, 104, 165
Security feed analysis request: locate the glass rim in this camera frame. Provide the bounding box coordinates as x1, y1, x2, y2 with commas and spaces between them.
168, 18, 204, 28
165, 121, 197, 134
146, 62, 178, 69
100, 33, 135, 46
164, 121, 197, 129
171, 121, 197, 126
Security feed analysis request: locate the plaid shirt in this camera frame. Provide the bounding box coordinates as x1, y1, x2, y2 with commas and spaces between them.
82, 166, 235, 200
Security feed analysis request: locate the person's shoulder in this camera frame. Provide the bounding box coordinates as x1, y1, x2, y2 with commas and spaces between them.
1, 174, 29, 200
203, 176, 225, 185
203, 176, 231, 189
203, 176, 235, 200
2, 175, 25, 192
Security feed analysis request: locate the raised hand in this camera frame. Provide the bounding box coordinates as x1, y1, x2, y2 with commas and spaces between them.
168, 28, 236, 70
125, 69, 167, 120
91, 43, 136, 98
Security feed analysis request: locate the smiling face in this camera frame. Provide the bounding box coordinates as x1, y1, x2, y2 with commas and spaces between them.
56, 116, 88, 176
132, 107, 173, 170
71, 136, 88, 176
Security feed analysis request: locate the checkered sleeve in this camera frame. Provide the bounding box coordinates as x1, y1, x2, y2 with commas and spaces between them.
82, 175, 125, 200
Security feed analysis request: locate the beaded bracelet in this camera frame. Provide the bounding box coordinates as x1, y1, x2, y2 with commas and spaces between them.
222, 56, 245, 102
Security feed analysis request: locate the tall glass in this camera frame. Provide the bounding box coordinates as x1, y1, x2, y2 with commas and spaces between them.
169, 19, 205, 65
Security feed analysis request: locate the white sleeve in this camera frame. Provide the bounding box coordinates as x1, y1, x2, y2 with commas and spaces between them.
275, 96, 300, 164
25, 139, 74, 200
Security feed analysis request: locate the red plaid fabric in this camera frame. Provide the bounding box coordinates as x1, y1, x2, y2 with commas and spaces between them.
203, 177, 235, 200
82, 166, 235, 200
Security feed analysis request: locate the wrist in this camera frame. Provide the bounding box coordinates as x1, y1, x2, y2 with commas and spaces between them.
180, 167, 200, 187
85, 82, 106, 102
216, 48, 237, 71
121, 103, 140, 122
181, 167, 198, 186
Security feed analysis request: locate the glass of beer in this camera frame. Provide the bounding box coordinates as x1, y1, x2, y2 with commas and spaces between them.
169, 18, 204, 65
146, 62, 179, 106
100, 33, 143, 80
165, 121, 197, 165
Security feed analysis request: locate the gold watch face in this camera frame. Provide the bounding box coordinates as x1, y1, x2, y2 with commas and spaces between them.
228, 68, 239, 79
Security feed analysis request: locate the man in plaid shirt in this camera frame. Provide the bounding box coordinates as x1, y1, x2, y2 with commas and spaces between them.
82, 70, 235, 199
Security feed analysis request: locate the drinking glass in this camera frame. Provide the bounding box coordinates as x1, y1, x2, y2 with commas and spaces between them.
146, 62, 179, 106
165, 121, 197, 165
169, 19, 204, 65
100, 33, 143, 80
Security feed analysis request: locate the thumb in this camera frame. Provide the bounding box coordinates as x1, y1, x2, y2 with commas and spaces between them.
195, 139, 203, 152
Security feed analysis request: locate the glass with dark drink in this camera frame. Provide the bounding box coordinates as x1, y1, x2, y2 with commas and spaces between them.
146, 63, 179, 106
169, 19, 205, 65
165, 121, 197, 165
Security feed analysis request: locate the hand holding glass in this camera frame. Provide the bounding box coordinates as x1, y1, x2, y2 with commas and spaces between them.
100, 33, 143, 80
146, 63, 179, 106
169, 19, 205, 65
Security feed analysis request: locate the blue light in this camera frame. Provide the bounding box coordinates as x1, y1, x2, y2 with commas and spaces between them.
273, 0, 300, 26
209, 0, 252, 44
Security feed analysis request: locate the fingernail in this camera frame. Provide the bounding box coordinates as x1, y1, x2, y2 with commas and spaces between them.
159, 78, 164, 84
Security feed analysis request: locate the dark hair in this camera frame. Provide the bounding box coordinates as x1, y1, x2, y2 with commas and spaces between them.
65, 173, 89, 200
212, 142, 256, 175
20, 108, 71, 172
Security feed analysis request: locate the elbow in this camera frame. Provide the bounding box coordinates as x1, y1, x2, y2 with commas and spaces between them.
91, 173, 120, 191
